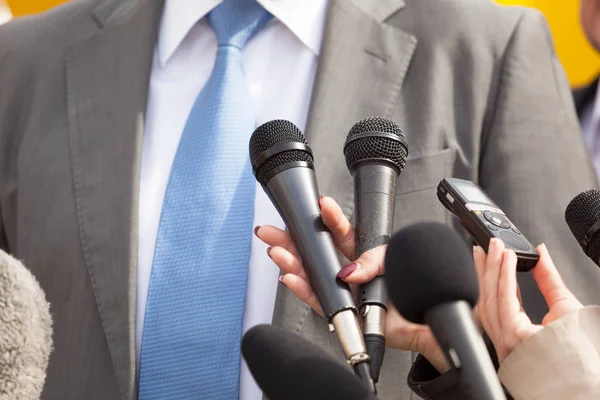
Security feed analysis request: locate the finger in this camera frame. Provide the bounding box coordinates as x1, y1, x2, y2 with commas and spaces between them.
336, 245, 386, 284
483, 238, 505, 337
532, 243, 581, 309
268, 246, 309, 281
473, 246, 487, 282
472, 246, 487, 330
255, 225, 299, 257
319, 196, 355, 260
516, 285, 525, 311
279, 274, 324, 317
498, 250, 522, 329
473, 245, 487, 296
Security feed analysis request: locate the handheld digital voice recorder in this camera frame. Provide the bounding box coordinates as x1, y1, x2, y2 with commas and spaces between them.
437, 177, 539, 272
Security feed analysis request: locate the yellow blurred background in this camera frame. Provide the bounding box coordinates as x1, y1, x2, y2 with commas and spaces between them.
4, 0, 600, 87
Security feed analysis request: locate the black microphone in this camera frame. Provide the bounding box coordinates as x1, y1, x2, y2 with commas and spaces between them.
242, 325, 378, 400
249, 120, 374, 392
343, 116, 408, 382
384, 222, 506, 400
565, 190, 600, 266
0, 250, 53, 399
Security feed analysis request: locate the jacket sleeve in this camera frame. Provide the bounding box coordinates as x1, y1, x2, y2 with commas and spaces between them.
498, 306, 600, 400
407, 335, 513, 400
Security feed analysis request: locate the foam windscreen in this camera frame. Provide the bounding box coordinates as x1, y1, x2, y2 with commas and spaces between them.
242, 325, 376, 400
384, 222, 479, 324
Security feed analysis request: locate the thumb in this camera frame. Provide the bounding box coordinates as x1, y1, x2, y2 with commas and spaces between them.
532, 243, 580, 309
337, 245, 386, 284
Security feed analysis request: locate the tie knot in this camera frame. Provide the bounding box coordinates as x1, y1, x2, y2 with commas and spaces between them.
207, 0, 273, 49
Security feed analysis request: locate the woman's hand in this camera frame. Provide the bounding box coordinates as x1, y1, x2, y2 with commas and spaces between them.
473, 239, 583, 363
255, 196, 449, 373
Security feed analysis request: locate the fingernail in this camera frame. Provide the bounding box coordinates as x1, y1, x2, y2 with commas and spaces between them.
337, 263, 359, 279
254, 225, 261, 237
267, 246, 273, 256
489, 238, 498, 250
318, 196, 325, 208
278, 275, 287, 287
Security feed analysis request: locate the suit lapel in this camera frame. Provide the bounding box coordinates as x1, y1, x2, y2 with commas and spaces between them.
271, 0, 417, 333
65, 0, 163, 397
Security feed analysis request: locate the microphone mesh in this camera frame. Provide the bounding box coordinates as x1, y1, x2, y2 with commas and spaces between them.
344, 117, 408, 172
249, 120, 314, 185
565, 190, 600, 262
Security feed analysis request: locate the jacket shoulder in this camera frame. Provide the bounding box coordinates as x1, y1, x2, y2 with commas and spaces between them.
0, 0, 99, 63
399, 0, 548, 55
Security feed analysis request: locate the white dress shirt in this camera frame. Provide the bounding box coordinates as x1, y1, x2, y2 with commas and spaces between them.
138, 1, 328, 398
582, 84, 600, 178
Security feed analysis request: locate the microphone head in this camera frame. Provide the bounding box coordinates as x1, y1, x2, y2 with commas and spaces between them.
249, 120, 314, 186
565, 190, 600, 262
242, 325, 376, 400
343, 116, 408, 174
0, 250, 53, 398
384, 222, 479, 324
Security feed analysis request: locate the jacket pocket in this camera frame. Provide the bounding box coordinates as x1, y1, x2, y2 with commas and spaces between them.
393, 147, 457, 228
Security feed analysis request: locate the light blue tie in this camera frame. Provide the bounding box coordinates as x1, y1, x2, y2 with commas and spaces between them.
138, 1, 272, 398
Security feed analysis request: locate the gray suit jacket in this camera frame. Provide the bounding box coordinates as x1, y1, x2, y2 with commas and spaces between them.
1, 0, 598, 399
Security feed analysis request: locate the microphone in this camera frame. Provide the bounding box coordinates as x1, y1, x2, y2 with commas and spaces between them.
343, 116, 408, 382
384, 222, 506, 400
565, 190, 600, 266
249, 120, 374, 392
0, 250, 53, 399
242, 325, 378, 400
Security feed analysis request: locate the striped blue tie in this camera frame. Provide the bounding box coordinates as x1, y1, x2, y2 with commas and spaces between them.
138, 1, 272, 398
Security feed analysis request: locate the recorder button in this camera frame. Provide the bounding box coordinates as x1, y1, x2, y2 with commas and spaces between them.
484, 212, 511, 229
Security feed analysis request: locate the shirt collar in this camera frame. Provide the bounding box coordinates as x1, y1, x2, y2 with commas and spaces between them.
157, 0, 328, 68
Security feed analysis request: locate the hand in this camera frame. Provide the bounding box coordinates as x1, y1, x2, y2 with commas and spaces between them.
473, 239, 583, 364
255, 196, 449, 373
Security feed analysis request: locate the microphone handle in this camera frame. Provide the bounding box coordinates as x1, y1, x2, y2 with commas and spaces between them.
354, 163, 397, 382
425, 301, 507, 400
265, 167, 356, 318
265, 166, 375, 390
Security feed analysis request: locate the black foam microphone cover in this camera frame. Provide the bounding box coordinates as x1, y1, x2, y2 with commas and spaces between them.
565, 190, 600, 265
384, 223, 506, 400
384, 222, 479, 324
242, 325, 377, 400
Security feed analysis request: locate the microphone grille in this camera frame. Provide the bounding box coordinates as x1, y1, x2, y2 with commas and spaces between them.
565, 190, 600, 261
249, 120, 314, 186
344, 117, 408, 173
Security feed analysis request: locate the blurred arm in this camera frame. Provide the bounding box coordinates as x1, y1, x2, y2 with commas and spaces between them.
0, 1, 12, 25
499, 306, 600, 400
